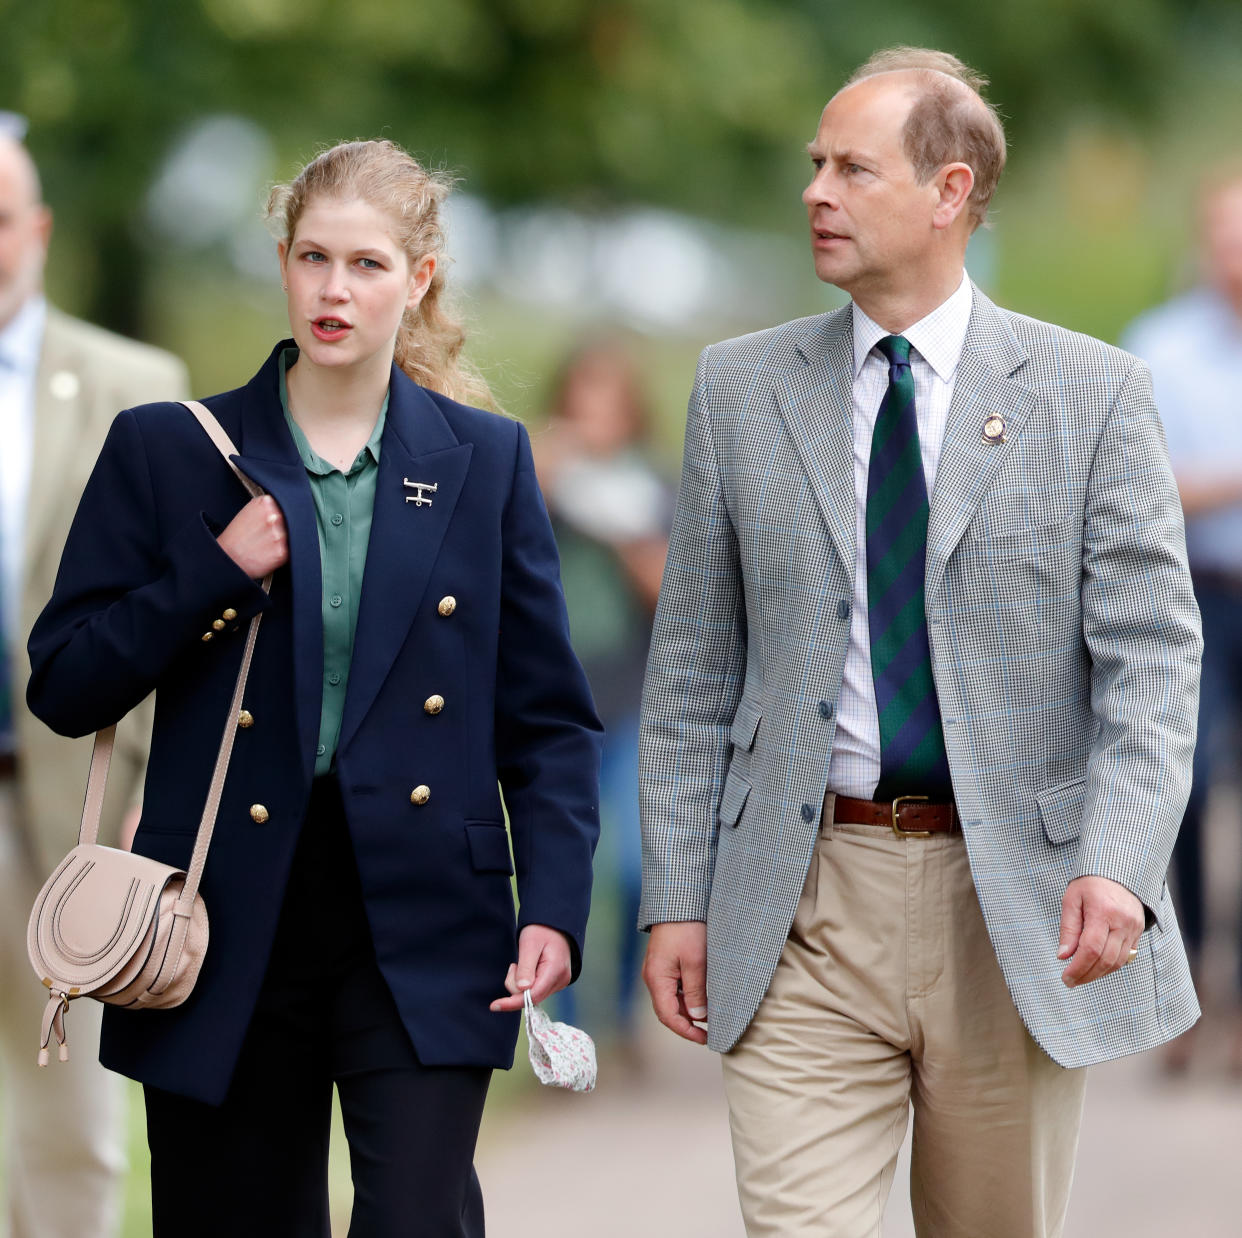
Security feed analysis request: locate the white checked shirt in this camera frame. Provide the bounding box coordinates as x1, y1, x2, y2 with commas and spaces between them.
827, 273, 973, 799
0, 295, 45, 640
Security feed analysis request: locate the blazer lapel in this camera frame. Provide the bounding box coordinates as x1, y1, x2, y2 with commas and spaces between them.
774, 306, 858, 575
227, 349, 324, 783
925, 289, 1036, 605
337, 374, 472, 753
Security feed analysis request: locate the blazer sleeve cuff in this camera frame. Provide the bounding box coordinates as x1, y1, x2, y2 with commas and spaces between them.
637, 887, 711, 932
516, 914, 586, 983
163, 511, 270, 637
1072, 862, 1163, 932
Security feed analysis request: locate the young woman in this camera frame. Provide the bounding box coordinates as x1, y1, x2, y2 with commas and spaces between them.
26, 140, 602, 1237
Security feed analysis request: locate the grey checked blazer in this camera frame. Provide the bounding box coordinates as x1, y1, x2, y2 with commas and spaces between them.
638, 287, 1202, 1068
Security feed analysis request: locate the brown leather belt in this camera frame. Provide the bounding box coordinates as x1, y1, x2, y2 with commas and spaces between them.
0, 752, 16, 779
832, 794, 959, 836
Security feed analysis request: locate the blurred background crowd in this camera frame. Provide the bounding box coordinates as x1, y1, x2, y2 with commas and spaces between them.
3, 0, 1242, 1234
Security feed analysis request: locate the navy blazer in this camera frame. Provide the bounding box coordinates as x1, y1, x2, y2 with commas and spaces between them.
27, 342, 602, 1105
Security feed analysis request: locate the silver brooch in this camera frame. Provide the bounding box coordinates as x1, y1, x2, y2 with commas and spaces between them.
403, 479, 439, 507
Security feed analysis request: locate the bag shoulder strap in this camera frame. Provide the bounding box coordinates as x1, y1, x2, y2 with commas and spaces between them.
78, 401, 273, 908
181, 400, 264, 500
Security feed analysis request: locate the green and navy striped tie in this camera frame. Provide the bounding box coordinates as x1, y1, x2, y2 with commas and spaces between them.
866, 335, 951, 799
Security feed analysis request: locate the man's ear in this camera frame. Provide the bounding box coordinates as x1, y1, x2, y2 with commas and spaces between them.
933, 162, 974, 231
36, 204, 53, 253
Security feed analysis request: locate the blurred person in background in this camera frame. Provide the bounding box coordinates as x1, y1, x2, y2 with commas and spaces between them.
532, 339, 671, 1051
0, 116, 187, 1238
26, 138, 600, 1237
639, 47, 1201, 1237
1124, 166, 1242, 1074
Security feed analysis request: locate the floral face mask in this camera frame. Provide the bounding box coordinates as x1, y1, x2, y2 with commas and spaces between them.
523, 990, 597, 1092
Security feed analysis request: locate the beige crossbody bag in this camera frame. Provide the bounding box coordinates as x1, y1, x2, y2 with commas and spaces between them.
27, 401, 270, 1065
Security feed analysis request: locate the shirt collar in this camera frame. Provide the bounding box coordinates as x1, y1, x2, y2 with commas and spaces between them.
278, 346, 388, 477
0, 294, 47, 375
851, 273, 973, 381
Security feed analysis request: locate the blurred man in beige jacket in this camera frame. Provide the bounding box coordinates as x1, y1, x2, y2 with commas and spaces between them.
0, 117, 187, 1237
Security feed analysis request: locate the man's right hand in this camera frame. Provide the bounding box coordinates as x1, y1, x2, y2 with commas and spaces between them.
643, 920, 708, 1045
217, 495, 289, 579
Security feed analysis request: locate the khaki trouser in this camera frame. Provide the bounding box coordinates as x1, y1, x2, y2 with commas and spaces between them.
0, 781, 125, 1238
721, 796, 1087, 1238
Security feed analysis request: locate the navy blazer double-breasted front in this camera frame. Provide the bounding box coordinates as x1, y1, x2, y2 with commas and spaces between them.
27, 342, 602, 1105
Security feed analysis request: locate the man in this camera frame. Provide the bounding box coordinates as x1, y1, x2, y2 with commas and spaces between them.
0, 119, 187, 1237
639, 49, 1200, 1237
1124, 167, 1242, 1073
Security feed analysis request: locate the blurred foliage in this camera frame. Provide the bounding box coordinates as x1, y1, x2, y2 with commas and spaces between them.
3, 0, 1242, 335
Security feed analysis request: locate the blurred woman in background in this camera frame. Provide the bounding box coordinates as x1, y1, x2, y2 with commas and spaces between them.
27, 139, 601, 1237
533, 339, 671, 1057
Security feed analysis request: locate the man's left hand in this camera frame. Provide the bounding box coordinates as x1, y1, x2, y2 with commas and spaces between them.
1057, 875, 1145, 988
490, 925, 573, 1011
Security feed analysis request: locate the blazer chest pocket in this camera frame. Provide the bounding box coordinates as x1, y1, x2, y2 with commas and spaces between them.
1036, 778, 1086, 845
465, 823, 514, 874
960, 516, 1076, 557
718, 764, 752, 829
730, 698, 762, 753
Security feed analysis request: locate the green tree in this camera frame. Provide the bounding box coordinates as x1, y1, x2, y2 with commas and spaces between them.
2, 0, 1239, 333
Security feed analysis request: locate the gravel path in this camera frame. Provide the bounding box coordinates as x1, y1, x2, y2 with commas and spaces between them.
475, 997, 1242, 1237
477, 798, 1242, 1237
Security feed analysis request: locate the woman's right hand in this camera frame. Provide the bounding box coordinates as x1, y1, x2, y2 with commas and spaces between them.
216, 495, 289, 579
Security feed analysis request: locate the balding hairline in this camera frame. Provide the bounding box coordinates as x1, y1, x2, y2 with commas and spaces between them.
833, 66, 989, 130
840, 48, 1007, 231
844, 46, 990, 95
845, 65, 978, 100
0, 136, 44, 207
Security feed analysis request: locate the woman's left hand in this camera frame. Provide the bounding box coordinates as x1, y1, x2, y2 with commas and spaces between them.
489, 925, 573, 1012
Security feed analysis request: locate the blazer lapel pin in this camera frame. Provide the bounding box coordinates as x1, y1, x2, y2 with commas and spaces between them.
403, 478, 438, 507
981, 415, 1007, 444
49, 370, 81, 401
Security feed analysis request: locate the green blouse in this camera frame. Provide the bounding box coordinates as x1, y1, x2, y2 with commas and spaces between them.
278, 348, 388, 776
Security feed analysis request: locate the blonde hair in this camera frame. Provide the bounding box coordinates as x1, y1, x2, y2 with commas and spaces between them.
845, 47, 1007, 231
266, 139, 494, 409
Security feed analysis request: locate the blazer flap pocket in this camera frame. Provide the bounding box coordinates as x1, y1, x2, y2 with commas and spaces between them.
718, 764, 752, 829
1036, 779, 1087, 846
1152, 882, 1172, 934
465, 823, 515, 874
730, 698, 762, 752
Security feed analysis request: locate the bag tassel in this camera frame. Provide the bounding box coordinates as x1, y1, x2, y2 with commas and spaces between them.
37, 992, 70, 1067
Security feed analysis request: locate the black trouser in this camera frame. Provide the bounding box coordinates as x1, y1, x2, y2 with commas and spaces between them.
145, 777, 491, 1237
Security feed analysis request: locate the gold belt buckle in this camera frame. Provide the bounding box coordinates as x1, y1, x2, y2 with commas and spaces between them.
891, 795, 931, 838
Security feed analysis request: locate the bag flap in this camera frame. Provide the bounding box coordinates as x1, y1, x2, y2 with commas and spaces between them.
28, 844, 184, 993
